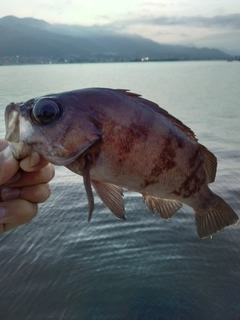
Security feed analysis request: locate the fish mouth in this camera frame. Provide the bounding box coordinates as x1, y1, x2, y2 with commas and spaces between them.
9, 140, 88, 165
5, 103, 34, 160
5, 103, 20, 143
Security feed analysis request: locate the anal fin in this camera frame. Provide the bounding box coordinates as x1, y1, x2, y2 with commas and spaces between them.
143, 195, 182, 219
91, 180, 125, 220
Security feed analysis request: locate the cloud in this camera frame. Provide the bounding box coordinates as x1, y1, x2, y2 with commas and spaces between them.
148, 14, 240, 29
139, 1, 169, 7
100, 12, 240, 54
137, 14, 240, 29
108, 13, 240, 30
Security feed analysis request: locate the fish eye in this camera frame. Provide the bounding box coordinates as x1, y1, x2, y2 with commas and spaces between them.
31, 99, 62, 125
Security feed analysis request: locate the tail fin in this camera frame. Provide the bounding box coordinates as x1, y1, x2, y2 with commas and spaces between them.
195, 194, 239, 238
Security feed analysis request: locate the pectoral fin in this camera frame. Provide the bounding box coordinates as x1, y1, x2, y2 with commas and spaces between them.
143, 195, 182, 219
92, 180, 126, 220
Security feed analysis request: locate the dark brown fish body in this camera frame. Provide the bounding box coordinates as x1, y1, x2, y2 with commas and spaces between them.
5, 88, 238, 238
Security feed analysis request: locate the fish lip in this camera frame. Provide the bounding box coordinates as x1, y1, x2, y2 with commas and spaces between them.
5, 103, 20, 143
5, 102, 35, 160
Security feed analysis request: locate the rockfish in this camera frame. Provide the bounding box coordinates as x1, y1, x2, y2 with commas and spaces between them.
4, 88, 238, 238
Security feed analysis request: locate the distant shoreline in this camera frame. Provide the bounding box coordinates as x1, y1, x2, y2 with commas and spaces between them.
1, 57, 239, 66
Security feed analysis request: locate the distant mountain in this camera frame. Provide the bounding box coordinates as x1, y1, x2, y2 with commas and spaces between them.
0, 15, 232, 64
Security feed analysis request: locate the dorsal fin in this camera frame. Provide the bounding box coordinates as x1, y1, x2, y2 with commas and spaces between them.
116, 89, 198, 143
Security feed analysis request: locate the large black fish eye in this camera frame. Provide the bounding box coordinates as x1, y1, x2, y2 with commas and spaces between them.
31, 99, 62, 125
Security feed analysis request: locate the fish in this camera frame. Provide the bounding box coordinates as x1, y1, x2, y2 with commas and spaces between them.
4, 88, 238, 238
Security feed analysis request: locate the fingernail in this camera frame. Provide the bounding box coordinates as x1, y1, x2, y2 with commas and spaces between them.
1, 187, 21, 201
0, 207, 6, 219
31, 152, 41, 168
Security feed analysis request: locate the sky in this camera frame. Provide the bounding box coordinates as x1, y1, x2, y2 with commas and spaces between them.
1, 0, 240, 54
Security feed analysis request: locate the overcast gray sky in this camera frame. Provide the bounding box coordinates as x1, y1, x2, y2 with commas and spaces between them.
1, 0, 240, 54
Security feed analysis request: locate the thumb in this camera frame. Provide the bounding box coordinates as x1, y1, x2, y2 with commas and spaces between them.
0, 145, 19, 185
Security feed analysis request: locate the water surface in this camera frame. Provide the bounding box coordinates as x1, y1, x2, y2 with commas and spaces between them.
0, 61, 240, 320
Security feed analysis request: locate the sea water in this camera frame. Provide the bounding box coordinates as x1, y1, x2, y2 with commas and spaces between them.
0, 61, 239, 320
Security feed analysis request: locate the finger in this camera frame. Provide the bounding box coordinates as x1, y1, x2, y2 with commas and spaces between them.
0, 199, 38, 225
20, 153, 49, 172
1, 183, 51, 203
6, 164, 55, 188
0, 146, 19, 185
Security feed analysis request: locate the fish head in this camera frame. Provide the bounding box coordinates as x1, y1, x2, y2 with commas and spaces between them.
5, 91, 101, 165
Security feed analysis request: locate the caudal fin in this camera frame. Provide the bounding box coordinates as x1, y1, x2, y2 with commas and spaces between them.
195, 194, 239, 239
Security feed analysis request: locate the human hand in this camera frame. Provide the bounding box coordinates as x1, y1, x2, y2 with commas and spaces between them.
0, 139, 55, 233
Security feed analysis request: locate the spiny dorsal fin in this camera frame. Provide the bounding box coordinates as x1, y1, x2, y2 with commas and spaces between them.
91, 180, 126, 220
142, 195, 182, 219
116, 89, 198, 143
199, 144, 217, 184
